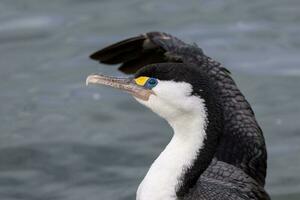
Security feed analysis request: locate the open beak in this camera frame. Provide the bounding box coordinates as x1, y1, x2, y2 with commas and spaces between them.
86, 74, 154, 101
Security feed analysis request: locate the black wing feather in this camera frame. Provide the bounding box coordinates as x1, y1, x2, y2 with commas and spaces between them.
89, 32, 184, 74
90, 35, 145, 62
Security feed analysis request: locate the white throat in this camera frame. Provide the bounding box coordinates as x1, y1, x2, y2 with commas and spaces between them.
136, 82, 207, 200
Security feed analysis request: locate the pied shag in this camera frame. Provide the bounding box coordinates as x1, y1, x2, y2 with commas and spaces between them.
86, 32, 270, 200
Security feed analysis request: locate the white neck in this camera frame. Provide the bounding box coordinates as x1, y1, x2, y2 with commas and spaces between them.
136, 112, 207, 200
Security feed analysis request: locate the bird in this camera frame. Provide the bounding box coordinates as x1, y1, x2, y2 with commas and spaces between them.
86, 32, 270, 200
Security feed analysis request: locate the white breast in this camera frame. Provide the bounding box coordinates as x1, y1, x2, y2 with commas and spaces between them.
137, 132, 205, 200
135, 81, 207, 200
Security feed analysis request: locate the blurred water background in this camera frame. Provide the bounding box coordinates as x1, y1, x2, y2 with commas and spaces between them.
0, 0, 299, 199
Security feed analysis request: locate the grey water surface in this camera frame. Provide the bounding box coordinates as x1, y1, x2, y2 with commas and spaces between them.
0, 0, 299, 199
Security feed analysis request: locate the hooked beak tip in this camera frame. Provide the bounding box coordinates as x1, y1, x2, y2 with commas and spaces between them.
86, 75, 93, 86
86, 74, 102, 86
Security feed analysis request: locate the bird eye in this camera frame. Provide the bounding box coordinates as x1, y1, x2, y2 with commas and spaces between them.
145, 78, 158, 89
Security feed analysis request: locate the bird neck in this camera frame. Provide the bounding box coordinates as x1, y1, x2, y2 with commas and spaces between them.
137, 110, 219, 200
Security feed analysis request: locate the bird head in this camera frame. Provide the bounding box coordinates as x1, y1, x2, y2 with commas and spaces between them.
86, 63, 221, 128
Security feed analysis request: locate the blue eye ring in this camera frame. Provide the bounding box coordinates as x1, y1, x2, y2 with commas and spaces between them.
145, 78, 158, 89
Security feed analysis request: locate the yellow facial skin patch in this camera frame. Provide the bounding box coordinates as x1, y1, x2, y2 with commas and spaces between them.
134, 76, 149, 86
